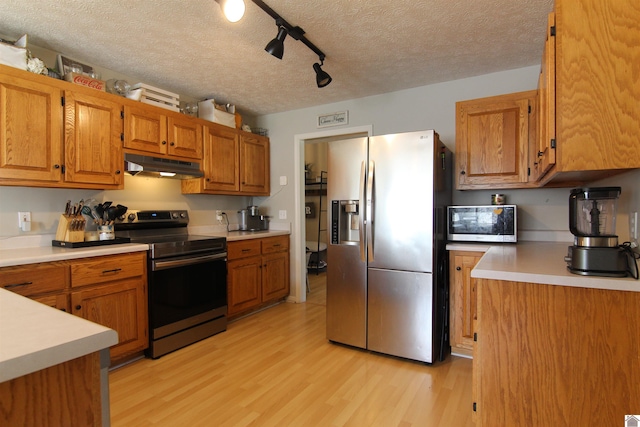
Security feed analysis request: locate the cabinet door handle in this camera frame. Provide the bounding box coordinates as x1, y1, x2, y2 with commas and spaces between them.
102, 268, 122, 274
54, 164, 61, 169
75, 305, 82, 310
162, 140, 167, 145
4, 281, 33, 289
456, 266, 461, 271
115, 170, 121, 175
460, 170, 466, 175
170, 142, 175, 146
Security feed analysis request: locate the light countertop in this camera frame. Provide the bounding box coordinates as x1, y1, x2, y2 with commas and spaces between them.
467, 241, 640, 293
0, 288, 118, 382
0, 242, 149, 268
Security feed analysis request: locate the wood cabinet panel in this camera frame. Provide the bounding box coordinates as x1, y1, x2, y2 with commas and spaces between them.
474, 279, 640, 426
167, 114, 202, 159
227, 239, 261, 259
202, 124, 239, 192
239, 132, 269, 195
63, 90, 123, 187
227, 256, 262, 316
70, 252, 146, 288
449, 251, 482, 355
0, 352, 102, 427
0, 72, 63, 182
261, 235, 289, 255
71, 278, 147, 360
0, 262, 68, 297
262, 251, 289, 302
31, 293, 70, 312
455, 91, 536, 190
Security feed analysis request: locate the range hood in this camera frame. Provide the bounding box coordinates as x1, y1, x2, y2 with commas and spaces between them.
124, 153, 204, 179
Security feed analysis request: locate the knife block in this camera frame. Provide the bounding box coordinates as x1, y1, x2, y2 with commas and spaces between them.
55, 215, 85, 242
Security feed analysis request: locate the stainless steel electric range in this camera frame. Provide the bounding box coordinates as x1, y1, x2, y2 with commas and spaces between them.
115, 210, 227, 359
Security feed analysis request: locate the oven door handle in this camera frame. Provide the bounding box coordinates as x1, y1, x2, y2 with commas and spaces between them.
152, 252, 227, 271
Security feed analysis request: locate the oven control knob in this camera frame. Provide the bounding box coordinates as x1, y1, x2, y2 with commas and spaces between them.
172, 212, 179, 219
180, 212, 186, 218
127, 213, 136, 221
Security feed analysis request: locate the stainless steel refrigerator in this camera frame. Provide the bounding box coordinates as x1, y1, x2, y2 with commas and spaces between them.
326, 130, 452, 363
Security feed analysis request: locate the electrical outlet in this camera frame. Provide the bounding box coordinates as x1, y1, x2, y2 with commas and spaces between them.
279, 176, 288, 186
215, 210, 223, 221
279, 210, 287, 220
18, 211, 31, 232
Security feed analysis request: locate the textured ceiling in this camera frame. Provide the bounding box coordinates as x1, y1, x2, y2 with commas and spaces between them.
1, 0, 553, 117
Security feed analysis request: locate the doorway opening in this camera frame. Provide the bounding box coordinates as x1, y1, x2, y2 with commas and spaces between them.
293, 126, 372, 303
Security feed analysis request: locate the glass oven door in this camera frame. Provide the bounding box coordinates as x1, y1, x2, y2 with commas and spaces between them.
148, 252, 227, 339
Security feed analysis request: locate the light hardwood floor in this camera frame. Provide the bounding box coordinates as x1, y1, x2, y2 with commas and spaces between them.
109, 272, 473, 426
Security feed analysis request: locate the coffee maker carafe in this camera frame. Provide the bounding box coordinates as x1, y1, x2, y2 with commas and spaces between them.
565, 187, 629, 276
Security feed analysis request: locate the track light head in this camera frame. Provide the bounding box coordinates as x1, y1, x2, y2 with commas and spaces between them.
313, 60, 332, 88
216, 0, 245, 23
265, 26, 288, 59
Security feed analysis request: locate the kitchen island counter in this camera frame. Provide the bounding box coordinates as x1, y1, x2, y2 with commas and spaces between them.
470, 241, 639, 292
0, 287, 117, 382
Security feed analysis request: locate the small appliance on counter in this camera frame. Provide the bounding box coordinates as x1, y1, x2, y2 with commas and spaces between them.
447, 205, 517, 243
565, 187, 638, 278
238, 205, 269, 231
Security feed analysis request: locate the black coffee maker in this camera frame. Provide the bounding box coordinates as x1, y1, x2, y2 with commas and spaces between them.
565, 187, 630, 277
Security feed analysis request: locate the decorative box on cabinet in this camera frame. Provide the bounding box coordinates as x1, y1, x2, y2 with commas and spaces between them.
227, 235, 289, 319
0, 64, 123, 189
535, 0, 640, 185
455, 90, 537, 190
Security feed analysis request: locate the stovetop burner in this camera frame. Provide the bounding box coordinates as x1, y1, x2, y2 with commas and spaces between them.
115, 209, 226, 259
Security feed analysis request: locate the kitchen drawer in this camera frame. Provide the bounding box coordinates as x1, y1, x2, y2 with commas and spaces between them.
70, 252, 146, 288
227, 239, 261, 260
0, 262, 68, 297
261, 235, 289, 254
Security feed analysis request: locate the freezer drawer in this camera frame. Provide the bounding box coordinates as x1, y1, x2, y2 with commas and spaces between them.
367, 268, 435, 363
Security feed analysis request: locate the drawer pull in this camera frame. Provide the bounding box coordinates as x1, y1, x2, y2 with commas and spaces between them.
273, 244, 281, 247
4, 281, 33, 289
102, 268, 122, 274
241, 249, 252, 252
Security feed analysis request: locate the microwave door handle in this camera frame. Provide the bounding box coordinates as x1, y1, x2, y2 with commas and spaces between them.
359, 160, 366, 262
366, 160, 374, 262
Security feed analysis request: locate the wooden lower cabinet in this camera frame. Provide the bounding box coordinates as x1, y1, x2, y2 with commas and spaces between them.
227, 235, 290, 319
473, 278, 640, 426
449, 251, 483, 356
0, 251, 148, 365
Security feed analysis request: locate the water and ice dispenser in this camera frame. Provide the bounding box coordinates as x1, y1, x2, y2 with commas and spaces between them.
331, 200, 360, 245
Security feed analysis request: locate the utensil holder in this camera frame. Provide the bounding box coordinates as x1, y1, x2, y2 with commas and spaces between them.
54, 214, 86, 243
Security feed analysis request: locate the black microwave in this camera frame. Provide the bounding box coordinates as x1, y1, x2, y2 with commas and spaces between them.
447, 205, 517, 243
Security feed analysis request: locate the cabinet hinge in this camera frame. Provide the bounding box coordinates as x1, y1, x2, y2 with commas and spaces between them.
61, 165, 66, 174
120, 133, 124, 142
550, 138, 556, 149
550, 25, 556, 37
61, 96, 65, 107
528, 105, 531, 114
120, 110, 124, 119
473, 402, 477, 412
474, 332, 477, 342
527, 167, 530, 176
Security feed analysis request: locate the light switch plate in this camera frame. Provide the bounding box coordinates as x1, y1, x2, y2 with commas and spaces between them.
279, 176, 288, 186
279, 210, 287, 219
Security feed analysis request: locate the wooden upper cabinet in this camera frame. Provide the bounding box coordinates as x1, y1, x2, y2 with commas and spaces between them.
537, 0, 640, 184
124, 103, 202, 160
239, 131, 270, 195
0, 72, 63, 182
532, 12, 556, 183
455, 90, 537, 190
202, 123, 240, 192
63, 90, 123, 187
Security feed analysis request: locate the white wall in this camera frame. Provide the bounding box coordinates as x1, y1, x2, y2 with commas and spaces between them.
254, 65, 640, 302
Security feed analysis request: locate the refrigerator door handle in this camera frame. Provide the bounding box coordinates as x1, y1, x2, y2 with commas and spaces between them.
366, 160, 374, 262
359, 160, 366, 261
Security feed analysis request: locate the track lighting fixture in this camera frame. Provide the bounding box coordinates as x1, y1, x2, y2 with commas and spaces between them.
216, 0, 333, 87
264, 24, 288, 59
313, 57, 332, 88
216, 0, 245, 23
